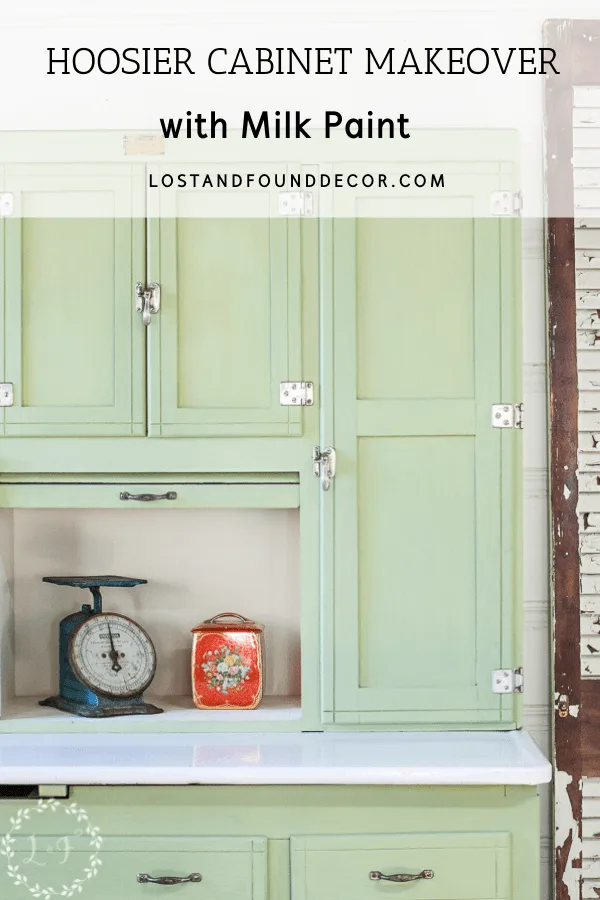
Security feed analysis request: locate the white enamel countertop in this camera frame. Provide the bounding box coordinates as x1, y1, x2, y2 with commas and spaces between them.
0, 730, 551, 786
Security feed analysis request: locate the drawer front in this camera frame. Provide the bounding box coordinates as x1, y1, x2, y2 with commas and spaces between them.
291, 833, 510, 900
4, 836, 267, 900
0, 481, 299, 509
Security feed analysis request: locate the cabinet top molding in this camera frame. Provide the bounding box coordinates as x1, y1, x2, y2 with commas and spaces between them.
0, 731, 551, 786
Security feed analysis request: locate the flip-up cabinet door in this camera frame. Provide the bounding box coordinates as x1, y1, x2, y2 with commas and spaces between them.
146, 164, 306, 437
1, 164, 146, 436
326, 164, 521, 726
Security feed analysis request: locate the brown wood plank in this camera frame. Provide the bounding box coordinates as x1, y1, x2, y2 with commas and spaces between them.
546, 18, 582, 900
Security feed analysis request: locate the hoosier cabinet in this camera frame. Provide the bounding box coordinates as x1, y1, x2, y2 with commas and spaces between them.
0, 129, 550, 899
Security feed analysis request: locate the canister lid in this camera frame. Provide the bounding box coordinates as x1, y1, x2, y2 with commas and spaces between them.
191, 612, 264, 634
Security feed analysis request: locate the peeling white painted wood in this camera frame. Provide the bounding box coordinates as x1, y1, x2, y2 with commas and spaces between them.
579, 412, 600, 433
574, 109, 600, 128
581, 534, 600, 552
578, 373, 600, 392
575, 87, 600, 107
578, 438, 600, 454
581, 575, 600, 594
581, 595, 600, 615
579, 513, 600, 531
576, 218, 600, 230
578, 348, 600, 368
578, 472, 600, 490
577, 270, 600, 289
574, 149, 600, 168
574, 129, 600, 148
579, 394, 600, 412
576, 231, 600, 250
574, 493, 600, 513
577, 251, 600, 270
556, 769, 583, 900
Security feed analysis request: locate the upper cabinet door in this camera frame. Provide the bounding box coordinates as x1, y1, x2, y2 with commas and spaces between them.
146, 165, 304, 437
327, 166, 520, 726
2, 165, 146, 436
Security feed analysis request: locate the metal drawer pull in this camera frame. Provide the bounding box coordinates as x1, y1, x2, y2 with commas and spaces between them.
120, 491, 178, 502
369, 869, 434, 883
137, 873, 202, 885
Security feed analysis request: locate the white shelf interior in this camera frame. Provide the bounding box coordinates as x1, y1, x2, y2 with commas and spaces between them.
0, 507, 301, 729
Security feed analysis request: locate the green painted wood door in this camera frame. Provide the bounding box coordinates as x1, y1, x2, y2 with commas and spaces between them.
147, 165, 304, 437
327, 166, 520, 725
1, 165, 146, 436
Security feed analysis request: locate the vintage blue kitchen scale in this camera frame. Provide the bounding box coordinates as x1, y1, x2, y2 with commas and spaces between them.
40, 576, 163, 718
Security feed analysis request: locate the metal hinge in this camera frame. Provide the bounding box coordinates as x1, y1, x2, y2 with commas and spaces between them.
313, 446, 336, 491
280, 382, 314, 406
0, 193, 14, 217
0, 384, 14, 407
492, 667, 524, 694
490, 190, 522, 217
492, 403, 523, 429
278, 192, 313, 217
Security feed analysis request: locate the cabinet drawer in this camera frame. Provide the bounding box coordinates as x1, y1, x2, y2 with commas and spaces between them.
0, 481, 299, 509
290, 833, 510, 900
6, 836, 267, 900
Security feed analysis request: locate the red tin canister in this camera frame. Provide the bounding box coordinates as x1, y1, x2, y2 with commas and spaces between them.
191, 613, 264, 710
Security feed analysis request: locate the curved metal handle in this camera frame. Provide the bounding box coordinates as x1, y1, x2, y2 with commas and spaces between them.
369, 870, 434, 883
204, 612, 252, 624
137, 873, 202, 885
120, 491, 177, 502
135, 282, 161, 326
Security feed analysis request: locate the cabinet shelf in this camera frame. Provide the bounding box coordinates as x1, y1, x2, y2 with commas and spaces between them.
0, 695, 302, 733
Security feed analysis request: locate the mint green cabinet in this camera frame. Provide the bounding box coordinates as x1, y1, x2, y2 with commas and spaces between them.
1, 165, 146, 436
0, 785, 540, 900
147, 166, 305, 437
326, 169, 520, 726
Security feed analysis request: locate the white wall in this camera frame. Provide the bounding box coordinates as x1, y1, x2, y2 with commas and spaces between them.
12, 508, 301, 700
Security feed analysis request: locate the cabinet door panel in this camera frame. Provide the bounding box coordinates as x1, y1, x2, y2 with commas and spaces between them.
148, 165, 303, 436
2, 166, 146, 436
329, 168, 520, 725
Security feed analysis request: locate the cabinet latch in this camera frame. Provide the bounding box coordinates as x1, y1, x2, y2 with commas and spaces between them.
280, 382, 314, 406
135, 282, 161, 326
492, 667, 524, 694
313, 446, 336, 492
492, 403, 523, 429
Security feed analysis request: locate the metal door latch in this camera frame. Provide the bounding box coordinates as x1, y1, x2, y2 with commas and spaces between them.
313, 446, 336, 491
135, 282, 160, 326
492, 667, 524, 694
557, 694, 570, 718
492, 403, 523, 429
280, 382, 314, 406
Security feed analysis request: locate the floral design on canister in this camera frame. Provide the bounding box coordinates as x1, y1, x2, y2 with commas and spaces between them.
191, 614, 264, 710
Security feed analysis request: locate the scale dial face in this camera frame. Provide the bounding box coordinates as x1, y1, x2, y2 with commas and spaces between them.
69, 613, 157, 699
